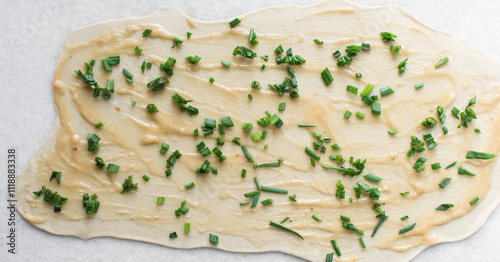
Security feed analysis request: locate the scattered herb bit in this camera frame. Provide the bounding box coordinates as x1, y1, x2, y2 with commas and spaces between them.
400, 191, 410, 196
33, 186, 67, 212
466, 151, 497, 160
380, 32, 397, 42
321, 68, 334, 86
439, 178, 452, 188
312, 214, 322, 222
187, 32, 192, 39
209, 77, 215, 83
185, 55, 201, 64
356, 112, 365, 119
390, 45, 401, 54
135, 46, 142, 55
49, 171, 62, 185
421, 117, 438, 128
157, 197, 165, 204
269, 221, 304, 240
401, 216, 409, 221
142, 175, 150, 181
380, 86, 394, 97
233, 46, 257, 59
221, 60, 230, 67
172, 37, 183, 48
470, 196, 480, 206
87, 133, 101, 153
175, 200, 189, 217
120, 175, 138, 193
435, 57, 449, 68
344, 111, 352, 119
209, 234, 219, 244
364, 174, 382, 183
82, 193, 100, 214
314, 39, 324, 45
95, 157, 105, 168
399, 223, 416, 235
431, 163, 441, 170
248, 28, 258, 45
289, 194, 297, 202
146, 104, 158, 113
435, 204, 454, 211
413, 157, 427, 172
331, 240, 342, 256
229, 18, 241, 28
142, 29, 152, 37
371, 216, 388, 237
371, 102, 381, 115
185, 182, 195, 189
261, 199, 273, 205
388, 129, 398, 135
415, 82, 424, 89
106, 163, 119, 173
356, 73, 362, 78
398, 58, 408, 76
359, 237, 366, 249
445, 161, 457, 169
458, 165, 476, 176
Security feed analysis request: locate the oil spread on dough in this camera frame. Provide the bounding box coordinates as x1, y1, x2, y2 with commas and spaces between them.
16, 0, 500, 261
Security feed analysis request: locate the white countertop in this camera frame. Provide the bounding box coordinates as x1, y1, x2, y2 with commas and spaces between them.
1, 0, 499, 261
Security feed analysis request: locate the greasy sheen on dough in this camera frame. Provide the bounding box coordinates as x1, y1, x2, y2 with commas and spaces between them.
16, 0, 500, 261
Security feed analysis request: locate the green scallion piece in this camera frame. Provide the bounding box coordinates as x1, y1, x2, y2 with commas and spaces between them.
160, 143, 169, 154
326, 253, 334, 262
314, 39, 324, 45
470, 196, 480, 206
356, 112, 365, 119
94, 122, 103, 128
106, 163, 119, 173
278, 102, 286, 111
135, 46, 142, 55
209, 77, 215, 83
209, 234, 219, 244
251, 192, 260, 208
359, 237, 366, 248
221, 60, 230, 67
157, 197, 165, 204
254, 177, 262, 191
380, 86, 394, 97
142, 175, 149, 181
321, 68, 334, 86
298, 123, 316, 127
445, 161, 457, 169
142, 29, 152, 37
435, 204, 454, 211
185, 182, 195, 189
229, 18, 241, 28
439, 178, 452, 188
431, 163, 441, 170
400, 191, 410, 196
415, 82, 424, 89
466, 151, 497, 160
185, 55, 201, 64
305, 147, 320, 161
102, 58, 111, 71
346, 85, 358, 95
371, 102, 381, 115
435, 57, 449, 68
312, 214, 322, 222
388, 129, 398, 135
261, 199, 273, 205
344, 111, 352, 119
269, 221, 304, 240
49, 171, 62, 185
371, 216, 388, 237
331, 240, 341, 256
399, 223, 416, 235
242, 145, 254, 163
458, 165, 476, 176
261, 186, 288, 194
184, 223, 190, 232
364, 174, 382, 183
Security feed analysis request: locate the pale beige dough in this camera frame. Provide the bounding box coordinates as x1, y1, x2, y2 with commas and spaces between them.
16, 0, 500, 261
